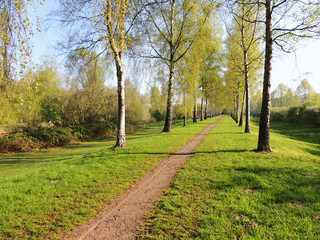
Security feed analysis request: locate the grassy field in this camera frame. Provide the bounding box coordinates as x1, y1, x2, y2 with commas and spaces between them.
139, 117, 320, 239
0, 117, 220, 239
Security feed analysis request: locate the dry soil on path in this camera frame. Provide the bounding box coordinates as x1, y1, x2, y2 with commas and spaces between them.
63, 117, 224, 240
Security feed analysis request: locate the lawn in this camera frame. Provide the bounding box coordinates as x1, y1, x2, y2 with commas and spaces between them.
139, 117, 320, 239
0, 117, 220, 239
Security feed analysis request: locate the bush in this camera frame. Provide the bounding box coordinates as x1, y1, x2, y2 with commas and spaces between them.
28, 127, 73, 147
286, 107, 301, 123
0, 133, 40, 153
150, 109, 165, 122
0, 121, 119, 154
72, 122, 117, 140
299, 107, 320, 127
271, 106, 320, 127
270, 109, 287, 122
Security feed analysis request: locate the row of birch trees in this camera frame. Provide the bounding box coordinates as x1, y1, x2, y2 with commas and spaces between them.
1, 0, 320, 152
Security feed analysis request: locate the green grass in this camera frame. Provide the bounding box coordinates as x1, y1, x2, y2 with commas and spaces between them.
139, 117, 320, 239
0, 117, 220, 239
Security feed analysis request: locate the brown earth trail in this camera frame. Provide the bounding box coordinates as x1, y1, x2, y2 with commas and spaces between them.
63, 116, 224, 240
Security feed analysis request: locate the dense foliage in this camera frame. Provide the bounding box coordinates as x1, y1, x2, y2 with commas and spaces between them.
0, 122, 117, 153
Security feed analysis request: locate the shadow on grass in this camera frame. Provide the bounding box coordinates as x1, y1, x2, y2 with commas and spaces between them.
0, 154, 78, 166
269, 121, 320, 145
214, 165, 320, 204
195, 149, 253, 154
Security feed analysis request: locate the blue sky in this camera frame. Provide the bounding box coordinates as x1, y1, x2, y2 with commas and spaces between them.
29, 0, 320, 93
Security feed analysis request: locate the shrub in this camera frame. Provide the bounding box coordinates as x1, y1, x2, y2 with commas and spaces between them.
0, 133, 40, 153
270, 109, 287, 122
150, 109, 165, 122
0, 121, 118, 154
286, 107, 301, 123
271, 106, 320, 127
299, 107, 320, 127
28, 127, 73, 147
72, 122, 117, 140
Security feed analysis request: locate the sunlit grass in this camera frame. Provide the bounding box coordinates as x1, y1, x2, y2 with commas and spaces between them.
140, 117, 320, 239
0, 117, 220, 239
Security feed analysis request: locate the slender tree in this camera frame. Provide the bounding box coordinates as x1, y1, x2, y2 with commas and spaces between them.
57, 0, 143, 147
257, 0, 320, 152
140, 0, 214, 132
226, 0, 262, 133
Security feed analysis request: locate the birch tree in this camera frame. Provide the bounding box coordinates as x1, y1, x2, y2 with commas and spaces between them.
226, 0, 262, 133
57, 0, 142, 147
256, 0, 320, 152
140, 0, 214, 132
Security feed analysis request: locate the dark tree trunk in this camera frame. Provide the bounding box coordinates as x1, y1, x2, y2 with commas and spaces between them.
235, 82, 240, 124
183, 90, 187, 127
200, 97, 204, 121
204, 99, 208, 120
193, 102, 197, 123
244, 50, 250, 133
163, 2, 175, 132
163, 64, 175, 132
257, 0, 272, 152
239, 89, 246, 127
115, 56, 126, 147
233, 93, 237, 122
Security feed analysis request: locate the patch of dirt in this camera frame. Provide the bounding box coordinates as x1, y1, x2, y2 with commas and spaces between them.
243, 189, 258, 195
236, 214, 261, 228
61, 117, 224, 240
312, 216, 320, 221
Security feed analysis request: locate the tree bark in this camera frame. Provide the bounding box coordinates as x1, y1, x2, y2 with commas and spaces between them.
239, 88, 246, 127
115, 58, 126, 147
163, 63, 175, 132
106, 1, 127, 147
193, 102, 197, 123
204, 99, 208, 120
235, 82, 240, 123
244, 49, 250, 133
233, 93, 237, 122
162, 1, 175, 132
183, 89, 187, 127
200, 96, 204, 121
257, 0, 272, 152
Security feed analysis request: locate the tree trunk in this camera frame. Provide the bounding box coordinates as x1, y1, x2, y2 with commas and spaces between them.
106, 1, 127, 147
193, 102, 197, 123
257, 0, 272, 152
233, 93, 237, 122
115, 58, 126, 147
239, 89, 246, 127
244, 50, 250, 133
183, 89, 187, 127
235, 82, 240, 123
163, 63, 175, 132
200, 97, 203, 121
163, 2, 175, 132
204, 99, 208, 120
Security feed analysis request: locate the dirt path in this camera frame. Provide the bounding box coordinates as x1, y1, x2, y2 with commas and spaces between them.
64, 117, 224, 240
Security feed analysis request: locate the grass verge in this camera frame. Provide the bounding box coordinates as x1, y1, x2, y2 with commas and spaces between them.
0, 117, 220, 239
139, 117, 320, 239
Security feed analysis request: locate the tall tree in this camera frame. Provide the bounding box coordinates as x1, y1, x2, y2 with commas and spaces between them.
140, 0, 214, 132
175, 11, 223, 126
257, 0, 320, 152
226, 0, 262, 133
57, 0, 142, 147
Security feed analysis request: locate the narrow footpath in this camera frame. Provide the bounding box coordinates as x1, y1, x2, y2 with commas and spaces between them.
64, 116, 224, 240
